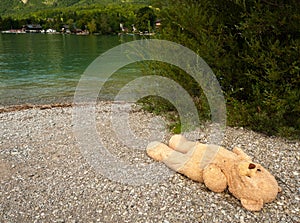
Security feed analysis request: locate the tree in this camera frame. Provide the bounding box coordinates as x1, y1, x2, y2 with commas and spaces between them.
135, 6, 156, 32
87, 18, 97, 33
0, 16, 3, 30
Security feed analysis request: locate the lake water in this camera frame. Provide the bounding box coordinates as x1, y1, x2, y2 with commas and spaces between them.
0, 34, 143, 106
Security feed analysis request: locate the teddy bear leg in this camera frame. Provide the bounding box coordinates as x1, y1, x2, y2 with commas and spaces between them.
203, 164, 227, 193
169, 134, 198, 153
147, 141, 190, 172
146, 141, 174, 162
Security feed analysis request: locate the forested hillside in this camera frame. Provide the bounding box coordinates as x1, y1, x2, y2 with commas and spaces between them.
0, 0, 149, 17
0, 0, 154, 34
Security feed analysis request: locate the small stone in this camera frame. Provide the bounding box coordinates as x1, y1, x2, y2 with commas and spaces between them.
240, 216, 245, 223
160, 206, 166, 211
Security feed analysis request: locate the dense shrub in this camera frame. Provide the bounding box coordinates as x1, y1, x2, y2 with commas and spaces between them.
146, 0, 300, 139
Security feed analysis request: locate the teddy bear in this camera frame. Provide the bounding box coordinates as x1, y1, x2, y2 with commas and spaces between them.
146, 134, 281, 211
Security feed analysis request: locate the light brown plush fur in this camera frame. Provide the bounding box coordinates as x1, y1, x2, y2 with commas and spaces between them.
146, 134, 281, 211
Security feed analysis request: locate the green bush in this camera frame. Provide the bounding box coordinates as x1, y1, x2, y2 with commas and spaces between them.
145, 0, 300, 139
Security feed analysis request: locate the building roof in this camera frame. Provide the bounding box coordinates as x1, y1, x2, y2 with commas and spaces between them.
26, 24, 42, 29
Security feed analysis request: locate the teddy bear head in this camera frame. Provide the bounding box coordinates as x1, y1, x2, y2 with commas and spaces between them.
228, 160, 280, 211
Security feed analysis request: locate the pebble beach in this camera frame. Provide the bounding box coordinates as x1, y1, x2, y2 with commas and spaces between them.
0, 102, 299, 222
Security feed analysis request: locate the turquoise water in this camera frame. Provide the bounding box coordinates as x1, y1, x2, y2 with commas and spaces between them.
0, 34, 142, 106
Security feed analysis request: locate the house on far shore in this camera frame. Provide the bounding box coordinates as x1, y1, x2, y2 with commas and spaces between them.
61, 25, 71, 34
155, 19, 161, 30
23, 24, 43, 33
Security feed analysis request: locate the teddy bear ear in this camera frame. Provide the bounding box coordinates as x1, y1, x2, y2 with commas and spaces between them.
233, 147, 252, 161
241, 198, 264, 211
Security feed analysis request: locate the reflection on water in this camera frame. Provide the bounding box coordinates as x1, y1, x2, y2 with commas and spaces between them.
0, 34, 143, 106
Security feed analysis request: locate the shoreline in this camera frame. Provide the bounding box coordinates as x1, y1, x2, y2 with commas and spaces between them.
0, 100, 137, 113
0, 102, 73, 113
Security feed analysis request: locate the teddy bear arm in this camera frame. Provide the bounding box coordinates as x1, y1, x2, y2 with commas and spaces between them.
241, 198, 264, 211
203, 164, 227, 193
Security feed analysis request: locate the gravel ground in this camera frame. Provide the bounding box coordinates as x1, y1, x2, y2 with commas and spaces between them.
0, 101, 299, 223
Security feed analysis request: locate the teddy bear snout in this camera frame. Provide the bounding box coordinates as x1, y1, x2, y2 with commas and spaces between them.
248, 163, 262, 173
